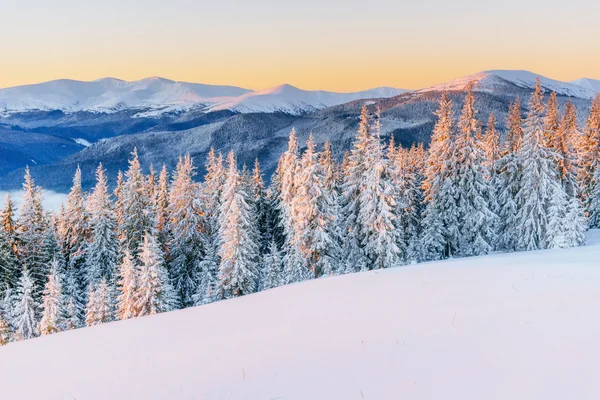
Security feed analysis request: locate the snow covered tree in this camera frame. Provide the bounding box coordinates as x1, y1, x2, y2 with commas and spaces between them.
554, 100, 579, 197
18, 168, 50, 293
0, 225, 19, 292
39, 259, 64, 335
544, 91, 561, 151
294, 134, 341, 276
155, 164, 171, 255
85, 278, 113, 326
578, 94, 600, 210
358, 110, 402, 268
563, 195, 587, 247
116, 250, 138, 320
217, 152, 261, 298
420, 93, 459, 260
496, 98, 524, 252
12, 269, 38, 340
261, 241, 283, 289
136, 233, 174, 316
121, 148, 155, 258
453, 85, 498, 256
340, 106, 373, 271
251, 158, 270, 253
168, 154, 204, 308
1, 194, 19, 254
514, 79, 564, 250
85, 164, 119, 287
484, 113, 500, 179
57, 166, 90, 296
193, 244, 220, 306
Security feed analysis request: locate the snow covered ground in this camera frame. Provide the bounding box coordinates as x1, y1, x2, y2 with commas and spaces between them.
2, 232, 600, 399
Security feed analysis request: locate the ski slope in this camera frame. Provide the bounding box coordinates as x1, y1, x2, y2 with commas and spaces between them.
2, 232, 600, 400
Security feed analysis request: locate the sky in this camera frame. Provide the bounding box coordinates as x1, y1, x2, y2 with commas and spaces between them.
1, 0, 599, 92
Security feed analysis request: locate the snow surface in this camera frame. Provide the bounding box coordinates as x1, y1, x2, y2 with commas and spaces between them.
0, 78, 405, 116
571, 78, 600, 94
2, 231, 600, 399
423, 70, 599, 99
208, 84, 407, 114
73, 138, 92, 147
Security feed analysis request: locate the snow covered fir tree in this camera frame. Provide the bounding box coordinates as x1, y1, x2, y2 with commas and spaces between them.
0, 78, 597, 344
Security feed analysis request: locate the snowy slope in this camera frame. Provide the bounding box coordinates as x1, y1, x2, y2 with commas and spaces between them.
571, 78, 600, 93
2, 232, 600, 400
208, 84, 407, 114
423, 69, 598, 99
0, 78, 406, 116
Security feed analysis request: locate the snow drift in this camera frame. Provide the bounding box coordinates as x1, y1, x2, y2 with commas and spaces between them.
2, 232, 600, 399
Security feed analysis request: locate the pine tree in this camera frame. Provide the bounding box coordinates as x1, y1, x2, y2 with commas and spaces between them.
193, 243, 220, 306
262, 241, 283, 289
514, 79, 564, 250
358, 110, 402, 268
217, 152, 261, 298
578, 94, 600, 210
251, 158, 270, 253
168, 154, 204, 308
453, 85, 498, 256
155, 165, 171, 255
554, 100, 579, 197
295, 134, 341, 276
57, 166, 90, 298
340, 106, 373, 272
1, 194, 19, 255
420, 93, 459, 260
0, 225, 19, 292
116, 250, 138, 320
496, 98, 524, 252
563, 195, 587, 247
544, 92, 560, 151
484, 113, 500, 179
18, 168, 50, 293
136, 233, 174, 316
39, 258, 64, 335
85, 164, 119, 287
12, 269, 38, 340
121, 148, 155, 257
85, 278, 113, 326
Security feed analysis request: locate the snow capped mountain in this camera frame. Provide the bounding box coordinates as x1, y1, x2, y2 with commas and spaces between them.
0, 77, 252, 114
0, 78, 406, 116
208, 84, 407, 114
2, 231, 600, 399
422, 69, 599, 99
571, 78, 600, 93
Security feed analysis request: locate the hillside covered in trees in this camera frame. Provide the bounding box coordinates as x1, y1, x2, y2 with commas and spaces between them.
1, 79, 599, 344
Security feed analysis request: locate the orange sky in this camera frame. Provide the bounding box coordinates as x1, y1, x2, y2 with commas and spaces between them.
1, 0, 599, 91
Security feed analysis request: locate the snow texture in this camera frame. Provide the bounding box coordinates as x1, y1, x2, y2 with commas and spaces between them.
2, 231, 600, 399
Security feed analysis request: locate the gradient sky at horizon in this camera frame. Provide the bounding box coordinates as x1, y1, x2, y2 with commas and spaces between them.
1, 0, 599, 91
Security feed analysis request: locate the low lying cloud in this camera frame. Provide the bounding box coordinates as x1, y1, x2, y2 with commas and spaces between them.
0, 190, 68, 214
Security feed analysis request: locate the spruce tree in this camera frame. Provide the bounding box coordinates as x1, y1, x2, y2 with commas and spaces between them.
514, 79, 564, 250
578, 94, 600, 210
340, 106, 373, 271
85, 278, 113, 326
116, 250, 138, 321
86, 164, 119, 287
39, 258, 64, 335
420, 93, 459, 260
358, 111, 402, 268
295, 134, 341, 276
121, 148, 155, 258
217, 152, 261, 298
262, 241, 283, 289
496, 98, 523, 252
453, 86, 498, 256
155, 165, 171, 255
0, 226, 19, 292
136, 233, 175, 316
168, 154, 204, 308
12, 269, 38, 340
